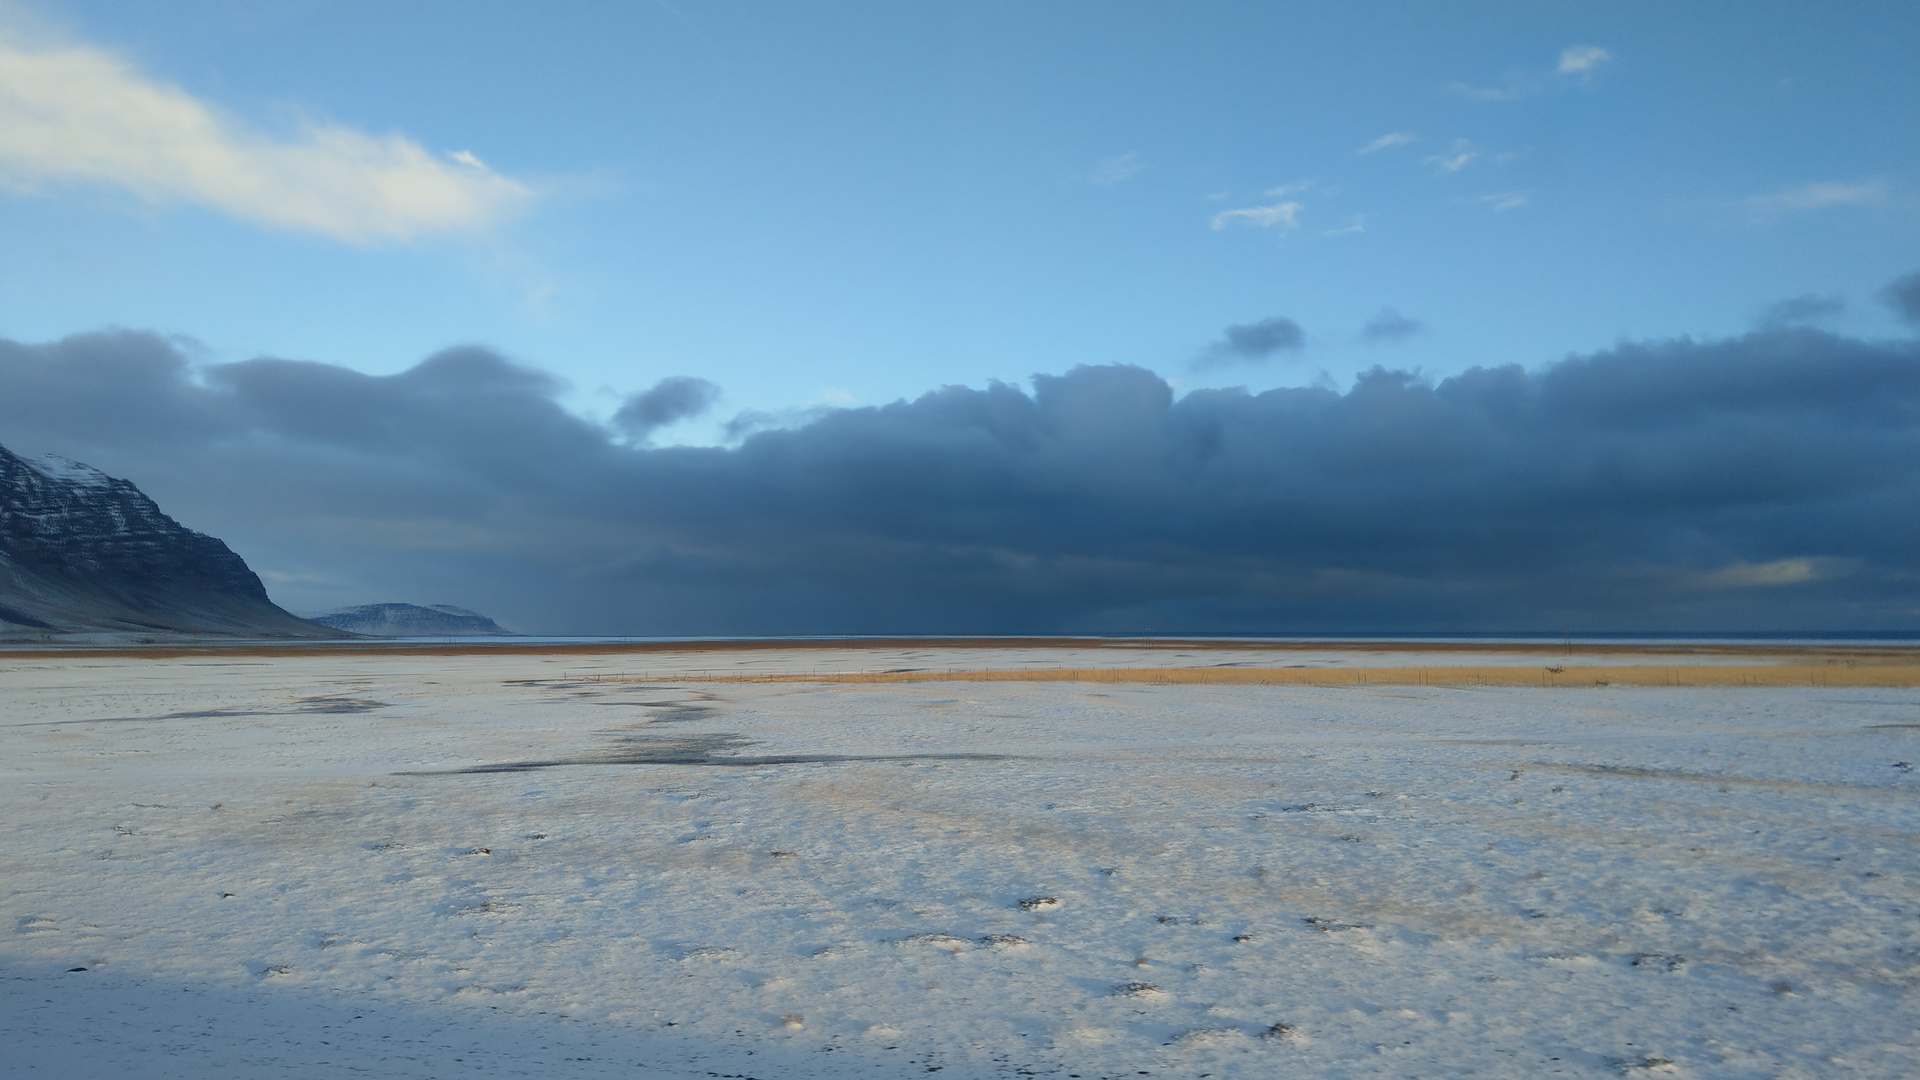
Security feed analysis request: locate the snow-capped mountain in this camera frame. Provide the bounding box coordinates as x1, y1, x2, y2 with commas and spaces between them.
305, 603, 515, 637
0, 442, 332, 638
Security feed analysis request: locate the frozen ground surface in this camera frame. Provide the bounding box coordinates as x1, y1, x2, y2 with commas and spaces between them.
2, 647, 1916, 1078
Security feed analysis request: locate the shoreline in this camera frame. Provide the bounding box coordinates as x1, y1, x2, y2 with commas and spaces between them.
675, 662, 1920, 688
3, 637, 1918, 686
5, 635, 1920, 664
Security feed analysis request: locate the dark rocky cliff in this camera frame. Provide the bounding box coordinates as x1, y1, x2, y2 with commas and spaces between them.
0, 443, 333, 637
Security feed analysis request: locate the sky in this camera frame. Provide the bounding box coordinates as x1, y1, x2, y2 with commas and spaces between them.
1, 1, 1918, 633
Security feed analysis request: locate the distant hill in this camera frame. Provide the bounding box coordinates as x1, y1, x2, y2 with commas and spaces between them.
304, 603, 516, 637
0, 443, 333, 639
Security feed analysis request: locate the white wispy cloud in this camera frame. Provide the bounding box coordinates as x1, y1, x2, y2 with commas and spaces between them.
1478, 191, 1527, 211
1447, 76, 1535, 103
1091, 151, 1144, 186
1323, 215, 1365, 237
1209, 180, 1314, 231
0, 30, 531, 243
1424, 139, 1477, 173
1453, 46, 1611, 101
1557, 45, 1612, 75
1210, 200, 1301, 231
1743, 179, 1887, 220
1357, 132, 1413, 155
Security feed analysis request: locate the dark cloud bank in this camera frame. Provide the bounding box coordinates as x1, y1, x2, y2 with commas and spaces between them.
2, 314, 1918, 635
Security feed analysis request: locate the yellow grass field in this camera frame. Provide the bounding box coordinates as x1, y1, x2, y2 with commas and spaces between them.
11, 638, 1917, 688
688, 663, 1920, 688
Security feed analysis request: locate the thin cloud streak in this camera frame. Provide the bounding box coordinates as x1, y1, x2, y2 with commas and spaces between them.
1447, 77, 1535, 103
1557, 45, 1612, 75
1453, 45, 1610, 101
1743, 180, 1886, 221
1357, 132, 1413, 155
1755, 294, 1844, 329
1091, 151, 1144, 186
1210, 200, 1301, 230
0, 30, 531, 242
1425, 139, 1477, 173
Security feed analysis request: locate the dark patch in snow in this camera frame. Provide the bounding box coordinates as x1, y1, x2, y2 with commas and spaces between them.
23, 707, 261, 727
1632, 953, 1688, 972
409, 731, 1011, 774
1303, 916, 1362, 932
296, 696, 388, 714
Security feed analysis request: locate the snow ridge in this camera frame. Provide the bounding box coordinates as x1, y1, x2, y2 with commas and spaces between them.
306, 602, 515, 637
26, 454, 113, 488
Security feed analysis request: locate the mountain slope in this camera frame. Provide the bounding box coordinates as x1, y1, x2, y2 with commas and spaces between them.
0, 443, 334, 638
305, 603, 515, 637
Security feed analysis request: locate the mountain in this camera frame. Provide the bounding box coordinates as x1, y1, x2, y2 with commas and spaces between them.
0, 443, 333, 639
304, 603, 516, 637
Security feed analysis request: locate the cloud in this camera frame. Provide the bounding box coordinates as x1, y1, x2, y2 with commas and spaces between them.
721, 406, 833, 442
1477, 191, 1527, 211
1091, 152, 1144, 186
1883, 270, 1920, 325
1322, 215, 1365, 237
1691, 558, 1840, 591
1360, 308, 1424, 342
1358, 132, 1413, 155
613, 376, 721, 438
5, 293, 1920, 634
1755, 294, 1844, 329
1557, 45, 1612, 75
1196, 317, 1305, 368
1743, 180, 1886, 221
1210, 200, 1301, 231
1425, 139, 1477, 173
1453, 46, 1609, 101
1447, 76, 1535, 103
0, 31, 531, 242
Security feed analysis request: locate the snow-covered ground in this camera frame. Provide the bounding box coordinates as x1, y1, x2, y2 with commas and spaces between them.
3, 647, 1916, 1078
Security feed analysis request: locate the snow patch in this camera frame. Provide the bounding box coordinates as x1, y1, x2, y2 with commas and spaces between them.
26, 454, 115, 487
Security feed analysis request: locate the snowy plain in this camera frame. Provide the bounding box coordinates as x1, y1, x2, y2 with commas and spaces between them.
2, 644, 1916, 1078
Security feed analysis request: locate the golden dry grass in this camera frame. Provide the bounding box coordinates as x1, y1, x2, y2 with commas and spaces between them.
683, 663, 1920, 688
9, 637, 1918, 663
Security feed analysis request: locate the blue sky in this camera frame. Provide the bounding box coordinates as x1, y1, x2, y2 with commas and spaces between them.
2, 1, 1916, 443
5, 2, 1920, 633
